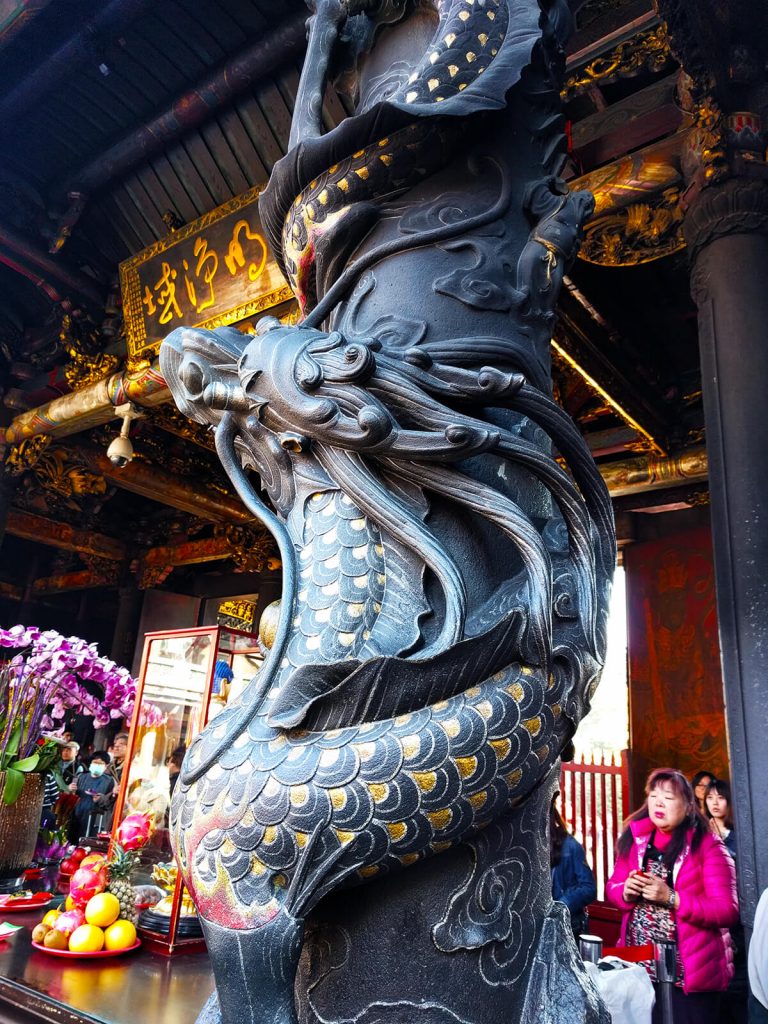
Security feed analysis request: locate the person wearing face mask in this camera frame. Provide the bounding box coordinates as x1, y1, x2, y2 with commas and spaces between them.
69, 751, 115, 843
606, 767, 739, 1024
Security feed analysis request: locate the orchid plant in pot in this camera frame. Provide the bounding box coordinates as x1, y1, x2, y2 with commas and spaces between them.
0, 625, 157, 887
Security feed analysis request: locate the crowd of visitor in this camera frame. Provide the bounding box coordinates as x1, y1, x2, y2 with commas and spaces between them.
38, 731, 130, 843
37, 726, 768, 1024
551, 759, 766, 1024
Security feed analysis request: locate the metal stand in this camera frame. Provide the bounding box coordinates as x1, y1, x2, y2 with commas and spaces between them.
654, 939, 677, 1024
579, 934, 603, 964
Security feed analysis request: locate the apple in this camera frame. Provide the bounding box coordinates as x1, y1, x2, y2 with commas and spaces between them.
59, 857, 78, 876
71, 847, 88, 863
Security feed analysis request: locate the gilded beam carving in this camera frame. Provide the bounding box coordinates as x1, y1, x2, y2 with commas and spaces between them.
29, 448, 107, 507
570, 135, 689, 268
60, 313, 120, 390
579, 186, 685, 266
600, 446, 708, 496
5, 434, 52, 473
212, 523, 281, 573
562, 23, 674, 100
6, 509, 126, 560
655, 0, 767, 197
217, 599, 257, 630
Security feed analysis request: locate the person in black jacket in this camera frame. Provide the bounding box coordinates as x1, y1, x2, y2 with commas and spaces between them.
69, 751, 115, 843
707, 779, 747, 1024
551, 796, 597, 936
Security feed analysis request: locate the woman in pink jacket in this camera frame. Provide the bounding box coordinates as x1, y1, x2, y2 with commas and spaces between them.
606, 767, 739, 1024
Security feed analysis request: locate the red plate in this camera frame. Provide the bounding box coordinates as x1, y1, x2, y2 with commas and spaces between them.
32, 939, 141, 958
0, 894, 53, 912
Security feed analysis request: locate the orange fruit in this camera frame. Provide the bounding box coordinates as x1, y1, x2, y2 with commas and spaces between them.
103, 919, 136, 951
41, 908, 61, 927
69, 924, 104, 953
84, 892, 120, 928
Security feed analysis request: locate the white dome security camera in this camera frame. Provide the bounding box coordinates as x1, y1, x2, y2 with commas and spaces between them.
106, 404, 141, 468
106, 431, 134, 467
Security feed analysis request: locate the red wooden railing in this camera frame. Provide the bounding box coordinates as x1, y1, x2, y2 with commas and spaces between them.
558, 750, 630, 903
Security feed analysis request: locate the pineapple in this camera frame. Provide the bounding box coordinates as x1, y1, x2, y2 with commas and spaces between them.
106, 843, 138, 925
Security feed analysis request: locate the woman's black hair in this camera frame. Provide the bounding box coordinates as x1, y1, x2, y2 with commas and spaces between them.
617, 768, 709, 868
550, 797, 569, 867
167, 745, 186, 769
706, 778, 734, 829
692, 770, 716, 811
692, 770, 716, 789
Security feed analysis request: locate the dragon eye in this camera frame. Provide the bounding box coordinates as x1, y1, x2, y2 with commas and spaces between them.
180, 359, 206, 397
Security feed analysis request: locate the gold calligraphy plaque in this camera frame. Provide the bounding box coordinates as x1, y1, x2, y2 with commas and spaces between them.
119, 186, 294, 365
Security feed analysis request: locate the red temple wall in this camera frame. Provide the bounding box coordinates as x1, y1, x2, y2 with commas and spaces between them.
624, 523, 729, 806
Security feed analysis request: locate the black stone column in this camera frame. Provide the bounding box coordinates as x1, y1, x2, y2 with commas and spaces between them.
110, 575, 144, 671
685, 178, 768, 925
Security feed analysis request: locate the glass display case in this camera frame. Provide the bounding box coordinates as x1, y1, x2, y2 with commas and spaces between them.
110, 625, 262, 954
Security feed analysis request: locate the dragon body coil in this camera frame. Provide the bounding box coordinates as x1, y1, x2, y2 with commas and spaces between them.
161, 2, 615, 1022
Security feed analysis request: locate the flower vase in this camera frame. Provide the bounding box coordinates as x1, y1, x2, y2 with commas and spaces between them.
0, 772, 43, 892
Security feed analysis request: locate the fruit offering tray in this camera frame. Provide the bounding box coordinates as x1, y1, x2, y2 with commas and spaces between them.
31, 939, 141, 959
0, 892, 53, 912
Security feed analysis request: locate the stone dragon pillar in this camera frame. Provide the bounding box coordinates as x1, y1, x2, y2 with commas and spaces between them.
160, 2, 615, 1021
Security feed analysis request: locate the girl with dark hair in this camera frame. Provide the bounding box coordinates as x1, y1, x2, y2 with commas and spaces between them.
550, 798, 596, 937
606, 767, 739, 1024
692, 769, 716, 814
706, 780, 747, 1024
706, 779, 736, 859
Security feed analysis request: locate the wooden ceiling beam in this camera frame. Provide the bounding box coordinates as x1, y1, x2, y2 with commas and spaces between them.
0, 0, 153, 124
141, 536, 232, 569
584, 426, 639, 457
4, 361, 169, 446
75, 445, 252, 523
6, 509, 126, 560
60, 12, 308, 201
573, 103, 683, 176
570, 74, 681, 155
0, 581, 22, 600
556, 280, 673, 454
32, 570, 108, 595
0, 228, 104, 308
0, 0, 54, 53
